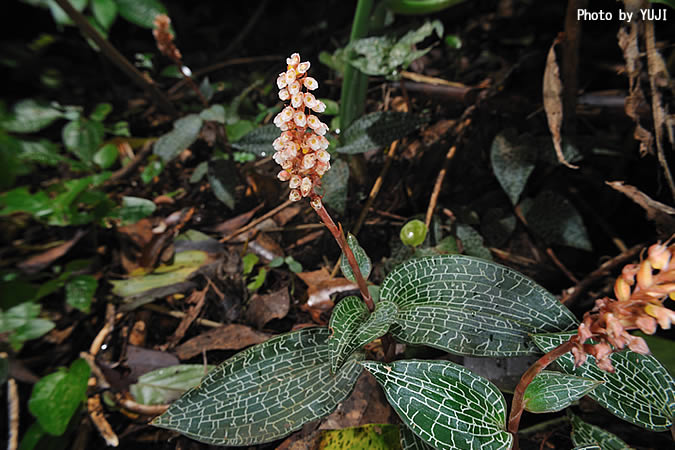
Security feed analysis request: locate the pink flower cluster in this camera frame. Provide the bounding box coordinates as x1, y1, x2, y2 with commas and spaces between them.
272, 53, 330, 209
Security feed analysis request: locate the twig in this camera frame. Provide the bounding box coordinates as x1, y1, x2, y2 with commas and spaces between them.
545, 247, 579, 284
143, 303, 224, 328
331, 139, 401, 277
116, 395, 168, 417
104, 141, 154, 186
52, 0, 176, 116
7, 378, 18, 450
218, 0, 269, 59
562, 0, 587, 136
168, 55, 282, 95
644, 18, 675, 200
560, 244, 643, 307
220, 200, 293, 243
88, 395, 119, 447
424, 105, 476, 227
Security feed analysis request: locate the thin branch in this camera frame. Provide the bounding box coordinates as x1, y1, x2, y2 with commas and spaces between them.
7, 379, 18, 450
53, 0, 176, 116
219, 200, 293, 242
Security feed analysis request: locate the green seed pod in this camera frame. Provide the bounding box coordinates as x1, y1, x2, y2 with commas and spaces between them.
400, 219, 428, 247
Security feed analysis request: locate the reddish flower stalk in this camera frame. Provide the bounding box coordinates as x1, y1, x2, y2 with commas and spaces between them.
153, 14, 208, 107
508, 241, 675, 449
271, 53, 373, 311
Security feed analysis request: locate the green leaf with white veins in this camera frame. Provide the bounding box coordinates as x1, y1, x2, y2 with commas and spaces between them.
362, 360, 512, 449
569, 413, 633, 450
153, 328, 363, 446
533, 332, 675, 431
130, 364, 215, 405
337, 111, 426, 154
380, 255, 578, 357
523, 371, 601, 413
328, 296, 397, 373
0, 99, 64, 133
490, 130, 537, 205
62, 118, 104, 163
340, 233, 372, 282
230, 124, 278, 156
400, 425, 435, 450
115, 0, 167, 28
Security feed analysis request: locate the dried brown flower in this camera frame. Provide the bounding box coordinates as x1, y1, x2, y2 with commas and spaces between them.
153, 14, 182, 62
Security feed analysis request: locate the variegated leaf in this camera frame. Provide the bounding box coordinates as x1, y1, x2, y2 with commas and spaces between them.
362, 360, 512, 450
340, 233, 372, 282
533, 332, 675, 431
153, 328, 362, 446
400, 425, 435, 450
523, 370, 601, 413
329, 297, 397, 373
569, 413, 633, 449
380, 255, 578, 356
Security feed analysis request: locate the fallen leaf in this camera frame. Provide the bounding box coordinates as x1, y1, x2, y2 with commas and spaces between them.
543, 35, 577, 169
246, 287, 290, 329
125, 345, 179, 381
607, 181, 675, 234
173, 324, 271, 360
296, 268, 358, 309
18, 230, 87, 274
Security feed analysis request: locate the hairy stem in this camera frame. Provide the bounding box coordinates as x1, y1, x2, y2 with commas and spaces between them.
508, 340, 574, 450
314, 202, 374, 311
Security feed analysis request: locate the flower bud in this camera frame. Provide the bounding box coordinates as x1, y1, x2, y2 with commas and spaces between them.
280, 106, 294, 122
276, 73, 287, 89
310, 197, 322, 210
637, 260, 654, 290
291, 92, 303, 109
289, 175, 301, 189
648, 243, 671, 270
285, 68, 297, 85
297, 61, 310, 73
300, 177, 312, 197
302, 153, 316, 170
289, 189, 301, 202
287, 53, 300, 66
614, 277, 632, 302
288, 80, 301, 95
278, 88, 290, 101
293, 111, 307, 127
303, 77, 318, 90
277, 170, 291, 181
303, 93, 317, 108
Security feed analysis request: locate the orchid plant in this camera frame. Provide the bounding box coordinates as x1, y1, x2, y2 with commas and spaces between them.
152, 55, 675, 450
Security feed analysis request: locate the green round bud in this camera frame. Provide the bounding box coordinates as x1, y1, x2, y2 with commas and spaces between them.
400, 219, 428, 247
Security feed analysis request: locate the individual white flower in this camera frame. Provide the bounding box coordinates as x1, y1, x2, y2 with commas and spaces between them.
303, 77, 318, 90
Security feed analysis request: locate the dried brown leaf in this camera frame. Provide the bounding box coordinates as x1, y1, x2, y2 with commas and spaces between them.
543, 36, 578, 169
246, 287, 290, 329
18, 230, 86, 274
173, 324, 271, 360
607, 181, 675, 233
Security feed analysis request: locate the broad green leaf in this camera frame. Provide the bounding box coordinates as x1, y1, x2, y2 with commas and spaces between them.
65, 275, 97, 313
523, 371, 601, 413
62, 118, 104, 163
0, 99, 64, 133
246, 267, 267, 291
337, 111, 425, 154
10, 318, 55, 351
533, 332, 675, 431
400, 425, 435, 450
0, 187, 52, 218
569, 413, 632, 450
153, 114, 203, 163
349, 21, 444, 78
111, 250, 207, 297
633, 331, 675, 374
321, 157, 349, 214
230, 123, 278, 156
92, 0, 118, 29
28, 359, 90, 436
45, 0, 87, 26
318, 424, 401, 450
340, 233, 372, 282
0, 302, 41, 333
329, 297, 398, 373
199, 104, 225, 124
17, 422, 46, 450
362, 360, 512, 449
520, 191, 592, 251
90, 102, 112, 121
141, 158, 163, 184
207, 159, 237, 209
383, 0, 466, 15
18, 139, 69, 167
226, 119, 256, 142
242, 253, 259, 276
118, 196, 156, 224
153, 328, 363, 446
189, 161, 208, 183
115, 0, 167, 28
380, 255, 578, 356
93, 143, 118, 169
490, 130, 537, 205
130, 364, 214, 405
456, 223, 492, 260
